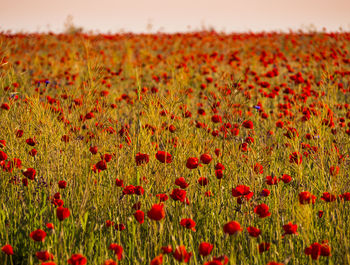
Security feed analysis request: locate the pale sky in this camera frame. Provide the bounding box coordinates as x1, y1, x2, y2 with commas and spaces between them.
1, 0, 350, 33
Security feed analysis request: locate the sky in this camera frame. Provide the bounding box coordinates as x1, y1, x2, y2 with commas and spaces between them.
1, 0, 350, 33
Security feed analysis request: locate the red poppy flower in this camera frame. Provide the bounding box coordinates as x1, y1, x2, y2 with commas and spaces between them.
266, 176, 278, 185
26, 138, 36, 146
103, 260, 117, 265
147, 203, 165, 221
89, 146, 98, 154
211, 115, 222, 123
206, 76, 213, 83
96, 160, 107, 171
320, 192, 337, 202
232, 185, 254, 200
242, 120, 254, 129
253, 163, 263, 174
52, 199, 64, 207
102, 154, 112, 162
213, 255, 229, 264
240, 142, 248, 152
46, 223, 54, 230
231, 127, 240, 136
284, 127, 299, 139
298, 191, 316, 204
305, 133, 312, 140
198, 108, 206, 115
109, 243, 123, 260
279, 174, 292, 183
247, 226, 261, 237
305, 242, 321, 260
155, 151, 172, 163
115, 178, 124, 187
156, 193, 169, 202
320, 242, 331, 257
36, 250, 54, 261
135, 186, 144, 195
114, 223, 126, 231
329, 165, 339, 176
276, 120, 284, 128
173, 245, 192, 263
168, 124, 176, 133
215, 169, 223, 179
289, 152, 302, 164
282, 222, 298, 236
223, 221, 242, 235
175, 177, 189, 189
200, 153, 212, 164
67, 253, 87, 265
150, 254, 163, 265
22, 178, 28, 186
180, 218, 196, 231
105, 220, 114, 227
161, 245, 173, 254
304, 242, 331, 260
123, 185, 135, 195
244, 137, 253, 145
56, 206, 70, 221
16, 129, 24, 138
261, 189, 270, 197
58, 180, 67, 189
85, 112, 94, 119
30, 229, 47, 242
266, 262, 284, 265
258, 242, 270, 253
22, 168, 36, 180
318, 210, 324, 218
0, 150, 7, 161
0, 140, 6, 147
254, 204, 271, 218
1, 160, 13, 172
133, 210, 145, 224
198, 177, 208, 186
186, 157, 199, 169
170, 188, 186, 202
135, 152, 149, 166
215, 163, 225, 170
199, 242, 213, 256
340, 192, 350, 201
1, 244, 13, 255
13, 157, 22, 168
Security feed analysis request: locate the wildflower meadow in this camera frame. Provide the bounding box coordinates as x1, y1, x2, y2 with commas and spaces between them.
0, 31, 350, 264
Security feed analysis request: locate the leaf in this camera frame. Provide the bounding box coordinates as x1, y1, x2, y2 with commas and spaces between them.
80, 211, 89, 232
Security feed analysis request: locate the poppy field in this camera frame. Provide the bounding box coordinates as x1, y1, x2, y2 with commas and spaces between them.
1, 31, 350, 265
